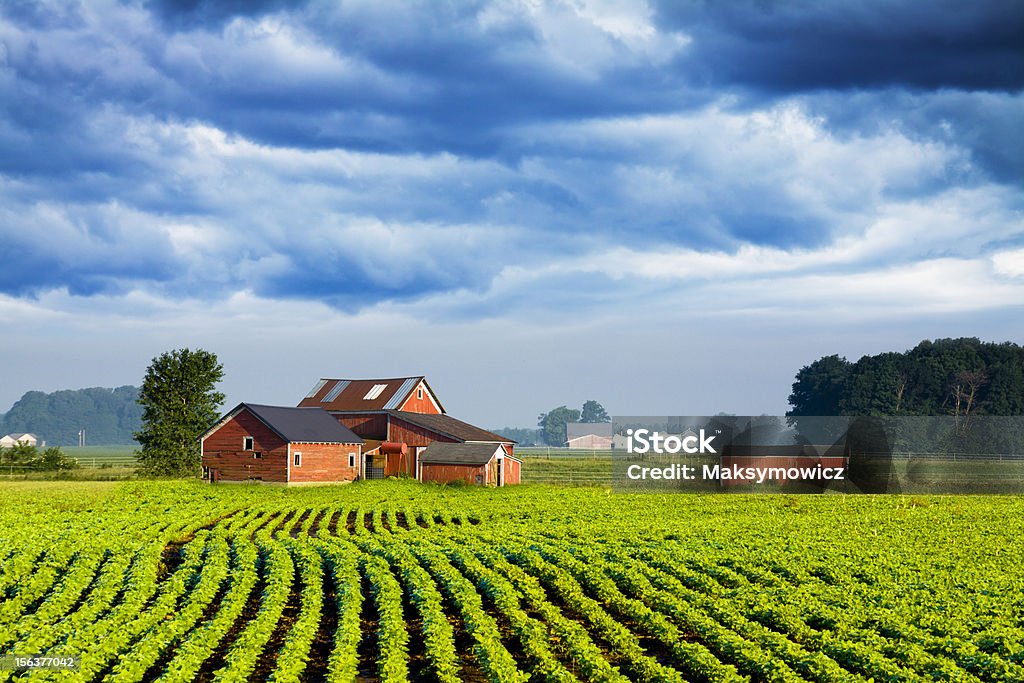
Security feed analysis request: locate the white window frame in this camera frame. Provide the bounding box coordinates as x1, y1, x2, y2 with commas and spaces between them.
348, 452, 356, 468
417, 386, 423, 399
243, 436, 254, 451
293, 451, 302, 467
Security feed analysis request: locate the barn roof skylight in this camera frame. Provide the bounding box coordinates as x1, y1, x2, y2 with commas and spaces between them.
364, 384, 387, 400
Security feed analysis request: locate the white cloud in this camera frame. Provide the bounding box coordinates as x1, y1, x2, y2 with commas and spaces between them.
477, 0, 688, 78
992, 248, 1024, 278
518, 102, 972, 236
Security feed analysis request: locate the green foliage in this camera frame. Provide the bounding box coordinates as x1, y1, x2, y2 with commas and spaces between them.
0, 444, 79, 471
3, 481, 1024, 681
787, 354, 850, 417
37, 446, 80, 471
788, 338, 1024, 418
489, 427, 542, 446
580, 399, 610, 423
537, 405, 581, 446
0, 386, 142, 446
135, 348, 225, 478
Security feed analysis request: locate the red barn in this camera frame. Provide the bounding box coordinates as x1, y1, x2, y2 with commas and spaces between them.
298, 376, 519, 485
418, 442, 521, 486
201, 403, 363, 485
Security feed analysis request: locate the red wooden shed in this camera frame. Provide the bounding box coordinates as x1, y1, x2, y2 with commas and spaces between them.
417, 442, 521, 486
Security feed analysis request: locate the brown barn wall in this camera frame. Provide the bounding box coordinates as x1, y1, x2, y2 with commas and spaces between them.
334, 413, 389, 440
368, 451, 417, 477
203, 451, 289, 483
204, 411, 287, 455
383, 452, 403, 477
202, 411, 289, 482
289, 443, 361, 483
420, 462, 488, 485
387, 417, 459, 448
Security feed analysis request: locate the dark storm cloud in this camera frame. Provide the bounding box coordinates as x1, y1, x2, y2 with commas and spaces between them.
146, 0, 301, 30
652, 0, 1024, 92
799, 89, 1024, 185
0, 1, 1021, 312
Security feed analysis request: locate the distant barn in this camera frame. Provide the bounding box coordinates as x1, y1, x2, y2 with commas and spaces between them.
565, 422, 613, 449
0, 433, 38, 448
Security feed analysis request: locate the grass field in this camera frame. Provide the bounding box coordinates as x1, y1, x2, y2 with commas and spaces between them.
519, 451, 1024, 493
64, 445, 138, 466
0, 445, 138, 482
1, 479, 1022, 682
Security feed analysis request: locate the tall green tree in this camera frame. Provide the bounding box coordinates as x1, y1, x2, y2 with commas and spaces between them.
135, 348, 224, 477
580, 400, 610, 423
787, 354, 851, 417
537, 406, 581, 446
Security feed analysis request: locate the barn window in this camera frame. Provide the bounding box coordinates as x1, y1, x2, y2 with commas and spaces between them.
243, 436, 254, 451
294, 451, 302, 467
202, 465, 209, 479
364, 384, 387, 400
348, 453, 356, 468
417, 387, 423, 399
252, 451, 262, 459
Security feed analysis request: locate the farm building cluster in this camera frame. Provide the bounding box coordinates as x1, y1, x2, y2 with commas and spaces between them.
201, 377, 520, 486
0, 433, 39, 448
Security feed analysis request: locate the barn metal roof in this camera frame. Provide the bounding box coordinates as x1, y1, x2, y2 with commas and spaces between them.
298, 376, 444, 413
388, 411, 515, 444
419, 442, 504, 465
234, 404, 363, 444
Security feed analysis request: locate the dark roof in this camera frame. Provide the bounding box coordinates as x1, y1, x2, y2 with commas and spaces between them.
389, 411, 515, 444
419, 442, 503, 465
297, 376, 444, 413
233, 403, 363, 444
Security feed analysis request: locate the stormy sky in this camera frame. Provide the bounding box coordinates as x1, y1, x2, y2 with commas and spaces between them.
1, 0, 1022, 428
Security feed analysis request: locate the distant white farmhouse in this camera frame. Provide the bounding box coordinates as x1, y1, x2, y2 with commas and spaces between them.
0, 433, 39, 448
565, 422, 614, 449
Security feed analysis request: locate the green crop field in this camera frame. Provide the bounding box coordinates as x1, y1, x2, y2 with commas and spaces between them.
1, 481, 1022, 682
64, 445, 139, 464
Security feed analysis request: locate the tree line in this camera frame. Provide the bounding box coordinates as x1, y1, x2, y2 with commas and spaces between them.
1, 386, 143, 446
787, 338, 1024, 418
